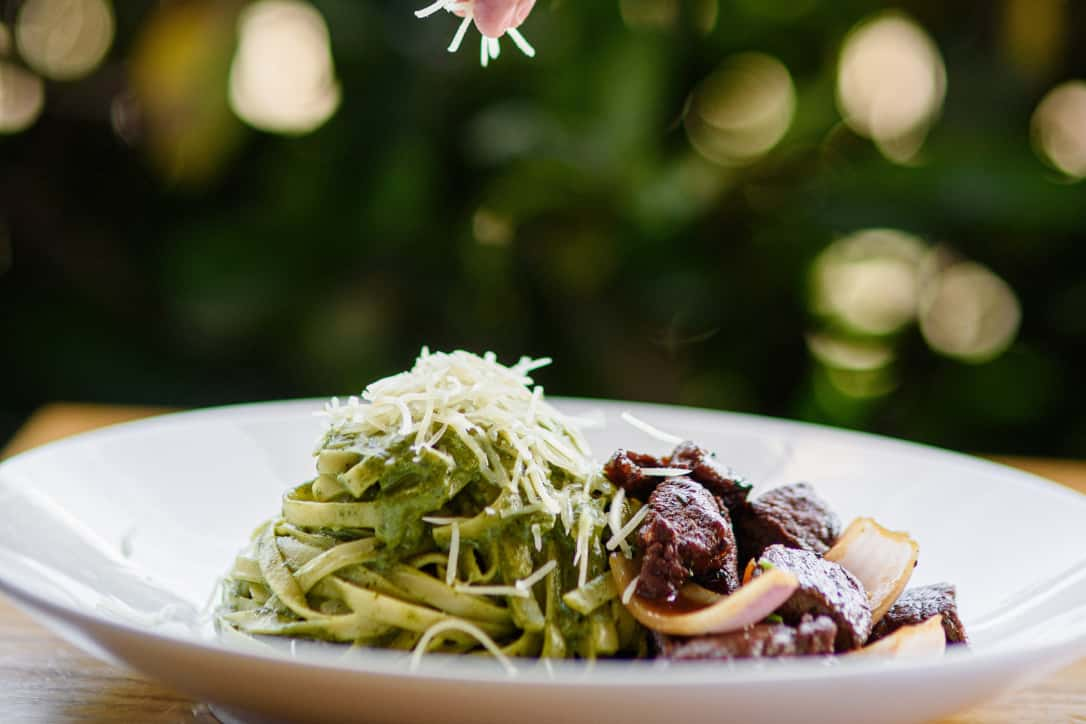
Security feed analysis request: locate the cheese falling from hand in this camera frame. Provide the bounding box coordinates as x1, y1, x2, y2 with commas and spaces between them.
414, 0, 536, 66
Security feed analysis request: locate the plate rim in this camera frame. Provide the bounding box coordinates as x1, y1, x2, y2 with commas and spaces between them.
2, 557, 1082, 689
2, 396, 1086, 687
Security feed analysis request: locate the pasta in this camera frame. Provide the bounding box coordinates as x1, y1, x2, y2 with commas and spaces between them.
219, 349, 964, 665
219, 350, 646, 660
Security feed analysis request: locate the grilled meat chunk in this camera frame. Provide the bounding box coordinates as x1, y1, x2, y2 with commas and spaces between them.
602, 441, 752, 513
755, 545, 872, 651
669, 441, 753, 514
636, 477, 740, 601
869, 583, 968, 645
603, 449, 669, 499
737, 482, 841, 563
652, 614, 837, 660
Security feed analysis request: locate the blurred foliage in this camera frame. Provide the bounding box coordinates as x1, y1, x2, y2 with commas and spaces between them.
1, 0, 1085, 457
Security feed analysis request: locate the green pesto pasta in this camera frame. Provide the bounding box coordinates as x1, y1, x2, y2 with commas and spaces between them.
219, 350, 646, 660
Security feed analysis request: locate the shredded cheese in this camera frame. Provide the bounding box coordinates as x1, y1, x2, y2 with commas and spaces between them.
454, 583, 529, 599
607, 488, 632, 558
515, 559, 557, 592
575, 508, 592, 588
422, 516, 468, 525
499, 503, 544, 519
527, 385, 542, 426
605, 504, 650, 552
621, 575, 641, 605
559, 489, 574, 532
446, 521, 460, 586
619, 411, 684, 446
411, 619, 515, 675
396, 398, 413, 436
321, 350, 590, 527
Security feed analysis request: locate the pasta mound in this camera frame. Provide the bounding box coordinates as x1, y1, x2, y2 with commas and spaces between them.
219, 350, 645, 660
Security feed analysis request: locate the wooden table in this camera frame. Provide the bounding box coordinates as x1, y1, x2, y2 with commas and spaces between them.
2, 404, 1085, 723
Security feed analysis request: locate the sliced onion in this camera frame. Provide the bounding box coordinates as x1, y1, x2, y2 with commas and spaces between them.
609, 555, 798, 636
853, 615, 946, 658
678, 582, 723, 606
824, 517, 919, 624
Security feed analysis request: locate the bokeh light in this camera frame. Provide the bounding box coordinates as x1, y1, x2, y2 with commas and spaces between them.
16, 0, 115, 81
472, 209, 514, 246
807, 332, 897, 400
806, 333, 893, 372
919, 262, 1021, 363
228, 0, 340, 135
824, 366, 898, 400
620, 0, 717, 34
811, 229, 926, 335
836, 12, 946, 163
684, 53, 795, 167
1001, 0, 1066, 82
128, 1, 245, 185
0, 61, 45, 133
1032, 80, 1086, 179
736, 0, 816, 21
619, 0, 679, 30
692, 0, 719, 35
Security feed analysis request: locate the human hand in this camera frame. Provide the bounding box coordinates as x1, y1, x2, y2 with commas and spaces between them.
467, 0, 536, 39
415, 0, 538, 63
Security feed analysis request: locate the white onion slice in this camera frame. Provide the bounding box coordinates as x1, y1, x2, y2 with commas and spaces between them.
853, 615, 946, 658
678, 581, 723, 606
609, 555, 798, 636
825, 517, 919, 624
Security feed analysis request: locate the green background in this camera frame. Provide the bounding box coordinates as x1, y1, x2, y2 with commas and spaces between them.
2, 0, 1084, 456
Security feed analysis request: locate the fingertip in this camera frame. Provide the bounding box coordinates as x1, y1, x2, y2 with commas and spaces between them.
512, 0, 535, 28
471, 0, 510, 39
472, 0, 535, 38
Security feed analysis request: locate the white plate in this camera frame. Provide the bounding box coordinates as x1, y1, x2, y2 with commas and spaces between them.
2, 399, 1085, 724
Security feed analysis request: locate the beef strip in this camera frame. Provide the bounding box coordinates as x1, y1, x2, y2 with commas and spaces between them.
869, 583, 968, 645
636, 477, 740, 601
602, 449, 669, 499
736, 482, 841, 564
602, 441, 752, 514
652, 614, 837, 661
669, 441, 753, 514
755, 545, 872, 651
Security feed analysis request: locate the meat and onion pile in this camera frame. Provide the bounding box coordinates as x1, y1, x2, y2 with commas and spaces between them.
603, 441, 967, 661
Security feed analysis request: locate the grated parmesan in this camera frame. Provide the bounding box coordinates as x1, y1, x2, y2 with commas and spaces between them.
515, 559, 557, 592
454, 583, 529, 599
619, 411, 684, 446
575, 508, 592, 588
422, 516, 469, 525
605, 504, 650, 552
411, 619, 516, 675
621, 575, 641, 605
446, 521, 460, 586
607, 488, 632, 558
320, 350, 591, 525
